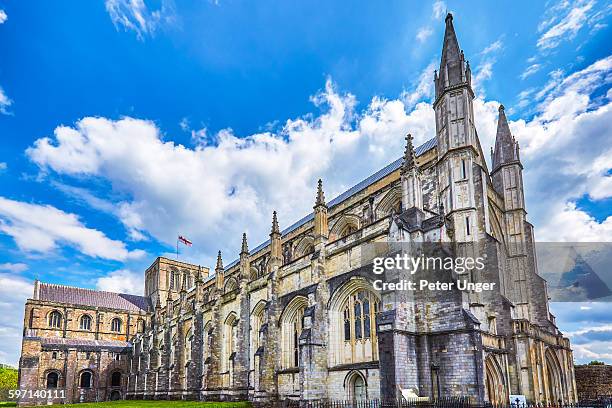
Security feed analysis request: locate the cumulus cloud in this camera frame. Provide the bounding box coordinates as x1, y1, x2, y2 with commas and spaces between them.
0, 263, 28, 273
96, 269, 144, 295
0, 162, 6, 172
0, 10, 7, 24
25, 55, 612, 263
105, 0, 175, 40
0, 197, 145, 260
26, 79, 438, 263
0, 86, 12, 115
0, 273, 32, 366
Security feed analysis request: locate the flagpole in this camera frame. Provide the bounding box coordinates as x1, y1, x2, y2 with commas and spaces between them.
176, 236, 179, 260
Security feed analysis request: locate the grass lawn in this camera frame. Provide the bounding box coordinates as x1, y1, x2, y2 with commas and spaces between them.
6, 402, 249, 408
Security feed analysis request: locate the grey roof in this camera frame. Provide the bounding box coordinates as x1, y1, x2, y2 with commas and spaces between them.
37, 337, 130, 351
38, 283, 151, 312
225, 137, 437, 269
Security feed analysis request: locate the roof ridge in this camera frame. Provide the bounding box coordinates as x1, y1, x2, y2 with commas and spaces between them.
222, 137, 437, 269
39, 281, 146, 299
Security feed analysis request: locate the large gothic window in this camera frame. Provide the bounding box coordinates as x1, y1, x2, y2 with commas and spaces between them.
329, 280, 381, 366
185, 330, 192, 363
250, 301, 265, 373
280, 296, 308, 369
48, 311, 62, 328
222, 313, 237, 370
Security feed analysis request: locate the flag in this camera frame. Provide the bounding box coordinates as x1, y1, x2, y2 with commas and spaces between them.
178, 235, 192, 247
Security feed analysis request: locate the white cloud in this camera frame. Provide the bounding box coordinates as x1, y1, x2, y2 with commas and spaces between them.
520, 63, 542, 79
0, 197, 145, 260
400, 61, 435, 108
0, 86, 12, 115
26, 79, 437, 264
179, 117, 190, 131
96, 269, 144, 295
432, 1, 446, 20
0, 263, 28, 273
537, 0, 595, 50
416, 27, 433, 43
473, 61, 494, 95
0, 273, 32, 366
0, 10, 7, 24
105, 0, 175, 40
25, 55, 612, 266
481, 40, 503, 56
0, 162, 6, 171
414, 1, 447, 45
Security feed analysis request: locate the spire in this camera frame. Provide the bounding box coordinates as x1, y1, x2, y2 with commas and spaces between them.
315, 179, 326, 207
401, 133, 416, 172
440, 13, 461, 70
271, 211, 280, 235
270, 211, 282, 263
492, 104, 520, 171
215, 250, 223, 272
155, 294, 162, 309
435, 12, 470, 98
196, 265, 203, 283
240, 232, 249, 256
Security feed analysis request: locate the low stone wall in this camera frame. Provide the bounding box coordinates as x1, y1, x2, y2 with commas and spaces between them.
575, 364, 612, 398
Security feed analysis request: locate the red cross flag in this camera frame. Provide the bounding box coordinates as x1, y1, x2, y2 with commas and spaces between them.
178, 235, 193, 247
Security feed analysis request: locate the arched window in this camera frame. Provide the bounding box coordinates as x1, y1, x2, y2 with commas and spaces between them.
185, 331, 192, 363
170, 333, 177, 366
329, 280, 381, 366
80, 371, 92, 388
51, 351, 58, 359
80, 315, 92, 331
280, 296, 308, 369
111, 318, 122, 332
224, 278, 238, 293
330, 215, 360, 241
137, 319, 145, 333
340, 225, 357, 238
46, 372, 59, 388
48, 311, 62, 328
111, 371, 122, 387
202, 322, 212, 362
222, 313, 237, 372
250, 301, 266, 372
375, 188, 402, 219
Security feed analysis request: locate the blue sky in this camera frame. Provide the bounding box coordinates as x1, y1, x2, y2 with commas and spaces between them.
0, 0, 611, 366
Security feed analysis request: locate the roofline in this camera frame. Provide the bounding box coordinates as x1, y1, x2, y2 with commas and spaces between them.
224, 137, 438, 270
36, 281, 147, 300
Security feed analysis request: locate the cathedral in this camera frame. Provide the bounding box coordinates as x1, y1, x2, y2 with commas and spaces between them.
17, 14, 577, 406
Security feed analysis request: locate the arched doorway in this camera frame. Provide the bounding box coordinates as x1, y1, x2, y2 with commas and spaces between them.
346, 371, 367, 402
484, 355, 507, 405
545, 349, 563, 404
